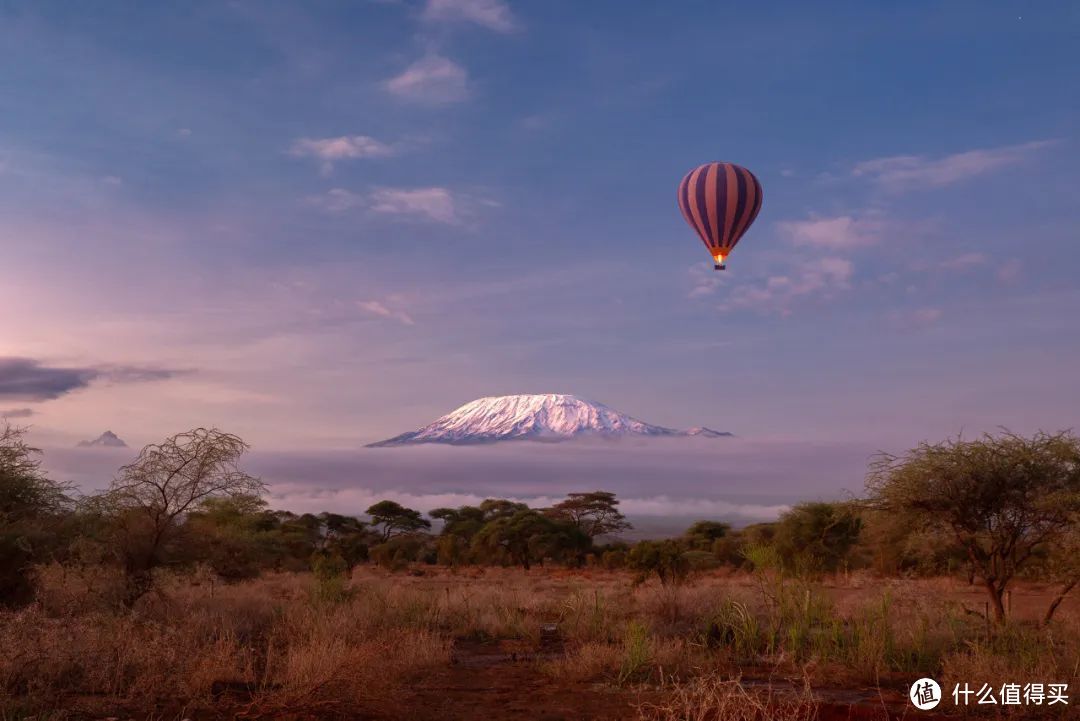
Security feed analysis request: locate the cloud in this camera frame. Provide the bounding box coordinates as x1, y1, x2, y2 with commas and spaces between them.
687, 262, 727, 299
852, 140, 1056, 191
888, 307, 943, 329
369, 186, 459, 224
306, 186, 478, 224
384, 55, 469, 104
726, 257, 854, 316
289, 135, 395, 174
358, 300, 415, 326
99, 365, 184, 383
936, 252, 987, 271
0, 408, 33, 418
777, 214, 882, 249
0, 357, 182, 402
177, 128, 192, 138
266, 485, 788, 523
307, 187, 366, 213
42, 435, 873, 523
0, 358, 99, 401
421, 0, 518, 33
236, 438, 868, 523
997, 258, 1023, 284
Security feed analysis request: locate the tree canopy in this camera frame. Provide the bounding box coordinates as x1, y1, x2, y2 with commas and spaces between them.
865, 430, 1080, 622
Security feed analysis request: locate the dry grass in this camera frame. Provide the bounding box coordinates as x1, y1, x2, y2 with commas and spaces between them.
2, 566, 451, 718
2, 564, 1078, 718
638, 675, 817, 721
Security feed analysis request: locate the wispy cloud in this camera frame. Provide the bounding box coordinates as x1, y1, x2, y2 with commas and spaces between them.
998, 258, 1023, 284
307, 186, 488, 225
306, 188, 366, 213
0, 357, 181, 402
937, 252, 987, 271
0, 408, 33, 418
888, 307, 943, 329
370, 186, 459, 224
421, 0, 518, 33
384, 55, 469, 104
289, 135, 395, 174
358, 299, 415, 326
725, 257, 855, 316
687, 262, 727, 299
852, 140, 1056, 191
777, 214, 883, 249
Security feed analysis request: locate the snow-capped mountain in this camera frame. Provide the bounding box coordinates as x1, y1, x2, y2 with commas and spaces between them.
77, 430, 128, 448
367, 394, 732, 447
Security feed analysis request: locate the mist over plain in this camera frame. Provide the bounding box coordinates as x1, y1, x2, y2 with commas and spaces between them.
42, 436, 873, 529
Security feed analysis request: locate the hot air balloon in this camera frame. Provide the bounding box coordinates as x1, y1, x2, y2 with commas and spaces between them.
677, 162, 762, 270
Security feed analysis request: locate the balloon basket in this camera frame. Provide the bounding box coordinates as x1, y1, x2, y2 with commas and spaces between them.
714, 264, 727, 271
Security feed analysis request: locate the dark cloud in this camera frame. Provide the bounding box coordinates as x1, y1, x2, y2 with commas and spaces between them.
0, 358, 98, 401
0, 357, 184, 402
98, 366, 188, 383
0, 408, 34, 418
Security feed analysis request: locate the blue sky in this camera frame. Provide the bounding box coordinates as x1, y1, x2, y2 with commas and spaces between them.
2, 1, 1078, 515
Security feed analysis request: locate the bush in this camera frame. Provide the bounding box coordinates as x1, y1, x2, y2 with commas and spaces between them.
627, 540, 691, 586
0, 533, 35, 608
311, 553, 350, 603
370, 534, 434, 571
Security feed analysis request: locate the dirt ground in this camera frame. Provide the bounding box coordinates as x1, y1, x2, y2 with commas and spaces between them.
393, 639, 942, 721
400, 639, 651, 721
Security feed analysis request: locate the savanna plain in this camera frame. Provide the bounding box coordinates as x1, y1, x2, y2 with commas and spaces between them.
3, 426, 1079, 720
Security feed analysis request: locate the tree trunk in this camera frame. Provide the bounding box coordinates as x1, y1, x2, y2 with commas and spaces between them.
1044, 578, 1078, 625
984, 579, 1007, 623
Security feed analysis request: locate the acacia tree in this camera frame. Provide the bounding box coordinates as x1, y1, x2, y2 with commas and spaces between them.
865, 430, 1080, 623
472, 509, 569, 570
317, 512, 377, 571
100, 428, 264, 606
365, 500, 430, 542
547, 491, 631, 538
1042, 514, 1080, 625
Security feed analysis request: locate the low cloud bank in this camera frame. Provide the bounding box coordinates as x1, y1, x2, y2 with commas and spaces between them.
42, 437, 872, 525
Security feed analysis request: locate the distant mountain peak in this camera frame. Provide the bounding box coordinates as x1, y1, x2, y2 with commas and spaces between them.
684, 426, 734, 438
77, 430, 128, 448
367, 393, 731, 447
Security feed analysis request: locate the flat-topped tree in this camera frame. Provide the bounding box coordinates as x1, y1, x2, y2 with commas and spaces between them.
547, 491, 631, 538
865, 430, 1080, 623
365, 500, 430, 542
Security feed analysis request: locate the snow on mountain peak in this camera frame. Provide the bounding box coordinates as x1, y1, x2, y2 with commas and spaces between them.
367, 393, 730, 447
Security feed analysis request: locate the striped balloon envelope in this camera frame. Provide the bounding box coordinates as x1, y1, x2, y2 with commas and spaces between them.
677, 162, 763, 270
